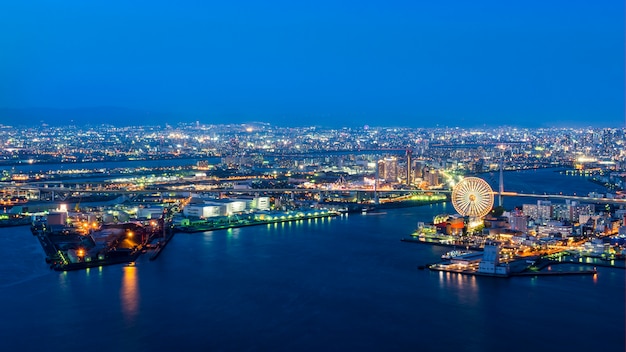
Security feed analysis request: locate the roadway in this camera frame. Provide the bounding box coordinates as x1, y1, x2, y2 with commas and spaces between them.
498, 191, 626, 204
5, 185, 626, 205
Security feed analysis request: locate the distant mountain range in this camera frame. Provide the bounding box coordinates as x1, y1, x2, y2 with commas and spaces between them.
0, 107, 181, 127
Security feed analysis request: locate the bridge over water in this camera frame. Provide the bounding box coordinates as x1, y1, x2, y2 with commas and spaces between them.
3, 183, 626, 205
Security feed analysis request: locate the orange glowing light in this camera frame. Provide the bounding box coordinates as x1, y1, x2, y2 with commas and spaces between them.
121, 266, 139, 322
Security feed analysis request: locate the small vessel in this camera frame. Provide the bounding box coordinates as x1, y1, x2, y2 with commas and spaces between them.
441, 250, 473, 260
0, 214, 31, 227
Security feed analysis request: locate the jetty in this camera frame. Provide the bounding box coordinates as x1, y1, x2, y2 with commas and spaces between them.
175, 210, 339, 233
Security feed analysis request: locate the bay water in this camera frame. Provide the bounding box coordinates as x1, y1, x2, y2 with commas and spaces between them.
0, 168, 623, 351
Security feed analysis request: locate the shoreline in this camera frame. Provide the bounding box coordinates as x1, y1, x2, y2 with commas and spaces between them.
175, 212, 339, 233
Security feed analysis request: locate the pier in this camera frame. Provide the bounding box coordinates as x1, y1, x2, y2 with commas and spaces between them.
426, 261, 598, 278
511, 269, 597, 277
149, 222, 176, 261
411, 238, 606, 279
400, 236, 484, 251
175, 210, 339, 233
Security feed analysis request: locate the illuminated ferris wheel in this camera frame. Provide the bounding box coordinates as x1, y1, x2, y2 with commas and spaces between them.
451, 177, 494, 217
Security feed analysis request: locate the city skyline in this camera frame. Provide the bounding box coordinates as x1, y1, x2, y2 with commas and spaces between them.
1, 1, 624, 128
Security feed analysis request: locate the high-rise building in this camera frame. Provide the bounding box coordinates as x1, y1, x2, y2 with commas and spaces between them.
522, 200, 552, 222
537, 200, 553, 220
570, 203, 594, 222
406, 149, 413, 185
381, 157, 398, 182
423, 168, 441, 187
552, 203, 569, 221
414, 161, 425, 178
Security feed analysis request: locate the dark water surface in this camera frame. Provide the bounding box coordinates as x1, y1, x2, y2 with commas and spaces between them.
0, 170, 624, 351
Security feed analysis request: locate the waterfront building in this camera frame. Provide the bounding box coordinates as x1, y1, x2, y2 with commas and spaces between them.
182, 197, 265, 218
212, 199, 247, 216
477, 241, 509, 275
434, 215, 465, 236
183, 204, 222, 218
231, 196, 271, 211
252, 196, 270, 210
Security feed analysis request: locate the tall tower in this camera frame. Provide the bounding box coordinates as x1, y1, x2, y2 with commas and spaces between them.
406, 148, 413, 186
498, 150, 504, 207
381, 157, 398, 182
374, 160, 380, 205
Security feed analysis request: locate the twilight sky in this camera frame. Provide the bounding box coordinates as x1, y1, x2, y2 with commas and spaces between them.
0, 0, 624, 128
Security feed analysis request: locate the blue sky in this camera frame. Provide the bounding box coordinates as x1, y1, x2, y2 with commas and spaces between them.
0, 0, 624, 127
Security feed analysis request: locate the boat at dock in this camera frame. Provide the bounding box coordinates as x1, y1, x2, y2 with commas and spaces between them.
0, 214, 31, 227
441, 250, 474, 260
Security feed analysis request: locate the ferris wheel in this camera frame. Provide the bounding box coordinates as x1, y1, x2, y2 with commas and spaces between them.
451, 177, 494, 217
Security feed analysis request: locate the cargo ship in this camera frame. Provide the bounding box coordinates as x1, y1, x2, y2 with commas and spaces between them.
441, 250, 474, 260
0, 214, 31, 227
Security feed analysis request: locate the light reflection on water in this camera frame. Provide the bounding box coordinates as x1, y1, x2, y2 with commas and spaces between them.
58, 270, 69, 292
437, 271, 479, 306
120, 266, 139, 323
0, 169, 622, 350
